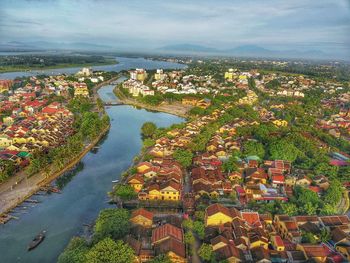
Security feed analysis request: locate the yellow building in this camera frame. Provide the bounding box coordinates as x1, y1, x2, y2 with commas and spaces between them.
205, 203, 239, 227
0, 135, 12, 148
130, 208, 153, 227
272, 119, 288, 127
74, 87, 89, 97
127, 174, 144, 192
224, 69, 235, 80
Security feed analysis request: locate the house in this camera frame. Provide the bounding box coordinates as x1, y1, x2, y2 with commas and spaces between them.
125, 235, 154, 263
296, 244, 329, 263
136, 162, 153, 173
215, 244, 245, 263
127, 174, 144, 192
152, 223, 183, 245
130, 208, 154, 227
274, 215, 302, 243
271, 235, 285, 251
295, 175, 312, 187
205, 203, 240, 226
154, 237, 186, 263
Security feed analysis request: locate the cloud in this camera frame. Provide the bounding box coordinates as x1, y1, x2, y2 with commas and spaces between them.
0, 0, 349, 58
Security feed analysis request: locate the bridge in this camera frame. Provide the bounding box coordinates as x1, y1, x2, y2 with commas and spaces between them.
103, 101, 125, 106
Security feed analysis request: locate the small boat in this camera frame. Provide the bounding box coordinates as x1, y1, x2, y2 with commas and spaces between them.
50, 187, 61, 193
28, 231, 46, 251
112, 179, 119, 183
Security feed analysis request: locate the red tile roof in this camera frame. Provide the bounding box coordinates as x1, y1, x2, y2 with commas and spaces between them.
152, 223, 183, 244
131, 208, 154, 221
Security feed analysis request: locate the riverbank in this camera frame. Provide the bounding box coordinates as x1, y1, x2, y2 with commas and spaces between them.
0, 124, 110, 216
0, 58, 117, 73
0, 76, 120, 217
113, 86, 191, 118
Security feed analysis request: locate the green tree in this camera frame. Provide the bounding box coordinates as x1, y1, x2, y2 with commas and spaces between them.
149, 254, 172, 263
242, 140, 265, 159
173, 149, 193, 168
281, 203, 298, 216
112, 185, 137, 201
198, 243, 213, 262
314, 162, 339, 177
222, 156, 238, 173
58, 237, 88, 263
323, 180, 342, 206
184, 231, 195, 245
269, 140, 300, 162
93, 209, 130, 242
302, 232, 317, 244
318, 228, 331, 242
182, 219, 194, 230
86, 238, 134, 263
193, 221, 205, 240
141, 122, 157, 138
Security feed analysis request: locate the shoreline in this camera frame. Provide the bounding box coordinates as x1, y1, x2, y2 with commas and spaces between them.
0, 61, 118, 73
0, 77, 121, 217
113, 86, 190, 118
0, 125, 110, 217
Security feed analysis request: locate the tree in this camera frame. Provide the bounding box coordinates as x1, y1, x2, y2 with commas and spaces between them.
302, 232, 317, 244
93, 209, 130, 242
222, 156, 238, 173
86, 238, 134, 263
314, 162, 339, 177
193, 221, 205, 240
112, 185, 137, 201
141, 122, 157, 138
149, 254, 172, 263
58, 237, 88, 263
198, 243, 213, 262
182, 219, 194, 230
323, 180, 342, 206
184, 231, 195, 245
173, 149, 193, 168
281, 203, 298, 216
318, 228, 331, 242
242, 141, 265, 159
269, 140, 300, 162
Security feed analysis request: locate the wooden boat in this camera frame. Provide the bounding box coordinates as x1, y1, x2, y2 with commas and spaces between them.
50, 187, 61, 193
28, 231, 46, 251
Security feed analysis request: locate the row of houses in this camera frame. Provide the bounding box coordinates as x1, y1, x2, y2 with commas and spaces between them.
204, 203, 350, 262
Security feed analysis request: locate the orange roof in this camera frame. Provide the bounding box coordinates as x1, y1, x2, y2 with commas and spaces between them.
131, 208, 154, 221
152, 223, 183, 243
241, 212, 262, 227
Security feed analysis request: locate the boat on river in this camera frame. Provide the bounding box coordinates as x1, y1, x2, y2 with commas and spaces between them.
112, 179, 119, 183
27, 231, 46, 251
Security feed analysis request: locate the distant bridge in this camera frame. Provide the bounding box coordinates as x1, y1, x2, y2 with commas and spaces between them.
103, 101, 125, 106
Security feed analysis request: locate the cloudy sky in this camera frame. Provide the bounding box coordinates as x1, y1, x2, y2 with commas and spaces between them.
1, 0, 349, 58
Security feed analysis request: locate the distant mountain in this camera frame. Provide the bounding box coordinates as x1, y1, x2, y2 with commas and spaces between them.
159, 44, 218, 53
0, 41, 113, 51
226, 45, 273, 54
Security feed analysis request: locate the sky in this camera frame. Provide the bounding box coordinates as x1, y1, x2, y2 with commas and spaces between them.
0, 0, 350, 59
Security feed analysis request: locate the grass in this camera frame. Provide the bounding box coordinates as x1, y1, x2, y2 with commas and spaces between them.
0, 58, 117, 73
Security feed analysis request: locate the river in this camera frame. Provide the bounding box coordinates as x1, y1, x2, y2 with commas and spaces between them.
0, 58, 185, 262
0, 56, 185, 79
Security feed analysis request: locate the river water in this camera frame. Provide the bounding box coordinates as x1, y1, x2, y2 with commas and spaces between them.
0, 56, 185, 79
0, 58, 185, 262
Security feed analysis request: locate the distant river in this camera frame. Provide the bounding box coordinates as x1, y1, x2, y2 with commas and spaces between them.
0, 56, 186, 79
0, 58, 185, 262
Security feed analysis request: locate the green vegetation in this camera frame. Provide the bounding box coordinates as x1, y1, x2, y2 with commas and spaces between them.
0, 54, 116, 73
173, 149, 194, 168
141, 122, 157, 138
198, 243, 213, 262
86, 238, 134, 263
111, 184, 137, 201
93, 208, 130, 243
